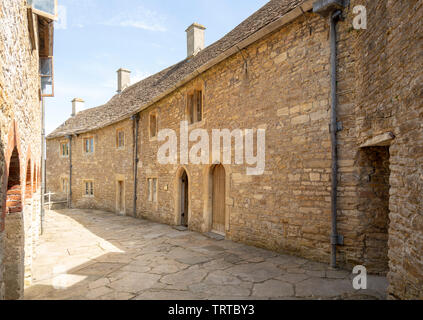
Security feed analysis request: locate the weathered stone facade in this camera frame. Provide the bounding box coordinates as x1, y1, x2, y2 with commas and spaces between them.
0, 0, 53, 299
46, 0, 422, 299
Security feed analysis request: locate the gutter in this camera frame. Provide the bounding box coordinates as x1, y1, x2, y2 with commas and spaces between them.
67, 135, 73, 208
313, 0, 347, 268
132, 114, 140, 217
47, 0, 315, 139
40, 98, 45, 235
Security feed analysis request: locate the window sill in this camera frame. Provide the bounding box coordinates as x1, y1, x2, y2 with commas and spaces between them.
188, 120, 205, 129
83, 195, 95, 198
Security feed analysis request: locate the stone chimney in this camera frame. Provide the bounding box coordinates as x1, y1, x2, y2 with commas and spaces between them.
186, 23, 206, 57
117, 68, 131, 93
71, 98, 85, 117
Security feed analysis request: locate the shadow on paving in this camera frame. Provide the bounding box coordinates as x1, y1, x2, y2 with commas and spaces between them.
24, 209, 389, 300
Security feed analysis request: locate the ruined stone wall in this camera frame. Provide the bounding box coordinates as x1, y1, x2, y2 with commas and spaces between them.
47, 118, 136, 215
0, 0, 43, 299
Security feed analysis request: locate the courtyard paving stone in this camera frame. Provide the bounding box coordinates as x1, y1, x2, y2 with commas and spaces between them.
24, 209, 388, 300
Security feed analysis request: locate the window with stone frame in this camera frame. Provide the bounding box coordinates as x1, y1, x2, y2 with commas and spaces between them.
60, 141, 69, 157
187, 89, 203, 124
148, 178, 158, 203
116, 129, 125, 149
83, 137, 94, 154
84, 180, 94, 197
149, 112, 158, 139
61, 177, 69, 194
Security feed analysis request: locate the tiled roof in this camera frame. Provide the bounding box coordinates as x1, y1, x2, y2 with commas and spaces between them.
47, 0, 307, 139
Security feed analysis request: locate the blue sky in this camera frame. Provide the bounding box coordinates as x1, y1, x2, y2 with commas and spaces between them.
46, 0, 268, 134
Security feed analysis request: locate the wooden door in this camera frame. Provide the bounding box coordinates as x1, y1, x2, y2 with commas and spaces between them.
181, 172, 188, 226
118, 181, 124, 213
212, 165, 226, 234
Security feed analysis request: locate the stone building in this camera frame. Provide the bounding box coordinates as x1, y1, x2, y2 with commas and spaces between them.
46, 0, 422, 299
0, 0, 56, 299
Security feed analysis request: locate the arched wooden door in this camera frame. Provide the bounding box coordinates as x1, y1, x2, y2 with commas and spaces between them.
212, 165, 226, 234
180, 171, 188, 227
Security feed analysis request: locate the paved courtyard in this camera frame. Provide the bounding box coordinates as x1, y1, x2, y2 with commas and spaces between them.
24, 209, 388, 300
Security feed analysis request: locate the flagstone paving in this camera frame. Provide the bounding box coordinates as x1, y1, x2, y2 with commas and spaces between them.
24, 209, 388, 300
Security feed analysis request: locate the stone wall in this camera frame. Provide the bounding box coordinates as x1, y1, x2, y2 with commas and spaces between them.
46, 1, 422, 299
348, 0, 423, 299
47, 119, 136, 215
0, 0, 43, 299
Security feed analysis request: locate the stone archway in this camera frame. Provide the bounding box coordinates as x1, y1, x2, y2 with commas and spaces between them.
4, 147, 25, 300
174, 167, 190, 227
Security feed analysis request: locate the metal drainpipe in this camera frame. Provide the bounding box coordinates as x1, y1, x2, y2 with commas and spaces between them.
40, 97, 45, 235
329, 10, 343, 269
132, 114, 140, 217
68, 135, 73, 209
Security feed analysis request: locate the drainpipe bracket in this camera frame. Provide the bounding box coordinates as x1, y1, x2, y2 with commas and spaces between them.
331, 234, 344, 245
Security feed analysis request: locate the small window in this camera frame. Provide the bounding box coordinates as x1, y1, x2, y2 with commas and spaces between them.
116, 130, 125, 148
84, 181, 94, 196
83, 137, 94, 154
148, 178, 158, 202
61, 177, 69, 193
149, 112, 158, 139
60, 142, 69, 157
187, 90, 203, 124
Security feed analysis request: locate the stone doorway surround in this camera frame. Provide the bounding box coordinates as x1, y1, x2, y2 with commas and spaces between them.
174, 167, 191, 227
203, 164, 231, 237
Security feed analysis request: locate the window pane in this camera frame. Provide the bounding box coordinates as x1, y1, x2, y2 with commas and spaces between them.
148, 179, 152, 201
29, 0, 57, 16
196, 90, 202, 122
188, 95, 194, 124
153, 179, 157, 202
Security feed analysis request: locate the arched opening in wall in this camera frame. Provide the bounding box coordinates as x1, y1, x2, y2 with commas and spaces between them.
25, 160, 32, 199
175, 167, 190, 228
210, 164, 226, 235
358, 146, 391, 275
4, 147, 25, 300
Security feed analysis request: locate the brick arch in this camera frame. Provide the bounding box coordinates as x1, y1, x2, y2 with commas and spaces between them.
4, 146, 25, 300
2, 120, 25, 300
2, 120, 23, 226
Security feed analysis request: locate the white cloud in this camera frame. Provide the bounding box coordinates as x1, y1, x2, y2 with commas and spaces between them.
103, 6, 167, 32
131, 70, 152, 84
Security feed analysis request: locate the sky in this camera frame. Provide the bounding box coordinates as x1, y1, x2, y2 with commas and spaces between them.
46, 0, 269, 134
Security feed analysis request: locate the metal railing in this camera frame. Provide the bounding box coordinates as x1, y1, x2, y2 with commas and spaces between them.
43, 191, 69, 211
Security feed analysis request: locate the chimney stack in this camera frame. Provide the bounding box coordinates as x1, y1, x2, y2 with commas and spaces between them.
117, 68, 131, 93
186, 23, 206, 57
71, 98, 85, 117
